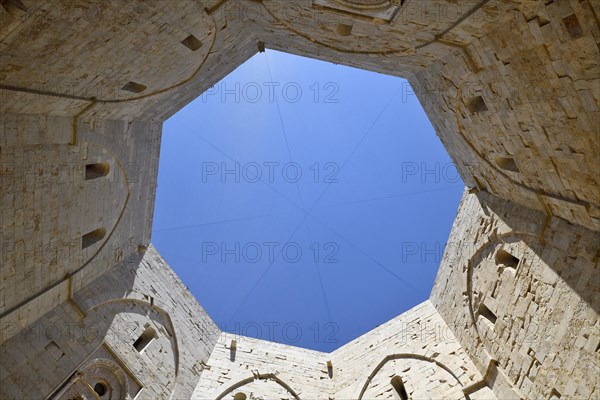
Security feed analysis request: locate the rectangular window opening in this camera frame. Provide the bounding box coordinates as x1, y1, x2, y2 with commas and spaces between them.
495, 248, 520, 269
478, 302, 497, 328
133, 326, 157, 353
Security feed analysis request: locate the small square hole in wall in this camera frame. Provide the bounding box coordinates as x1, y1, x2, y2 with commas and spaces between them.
337, 23, 353, 36
468, 96, 487, 113
85, 162, 110, 180
44, 340, 65, 361
181, 34, 202, 51
122, 81, 147, 93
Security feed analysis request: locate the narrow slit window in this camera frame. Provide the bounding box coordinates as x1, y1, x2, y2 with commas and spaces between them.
133, 326, 157, 353
495, 248, 519, 269
85, 163, 110, 180
81, 227, 106, 249
390, 375, 408, 400
478, 302, 497, 327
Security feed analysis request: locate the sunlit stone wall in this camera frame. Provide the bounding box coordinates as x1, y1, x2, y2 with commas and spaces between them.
1, 0, 598, 398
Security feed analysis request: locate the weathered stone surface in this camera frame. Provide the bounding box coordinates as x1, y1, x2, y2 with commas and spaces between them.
1, 0, 598, 399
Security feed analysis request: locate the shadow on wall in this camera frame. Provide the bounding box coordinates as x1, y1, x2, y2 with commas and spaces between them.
0, 252, 165, 400
462, 191, 600, 399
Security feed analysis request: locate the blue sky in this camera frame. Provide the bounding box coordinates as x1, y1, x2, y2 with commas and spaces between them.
152, 50, 463, 352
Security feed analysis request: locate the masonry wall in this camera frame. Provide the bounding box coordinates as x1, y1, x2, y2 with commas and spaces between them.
412, 0, 600, 231
0, 245, 220, 400
193, 332, 332, 399
1, 1, 599, 399
3, 1, 598, 231
330, 300, 495, 399
193, 300, 498, 400
431, 190, 600, 399
253, 0, 600, 230
1, 113, 161, 344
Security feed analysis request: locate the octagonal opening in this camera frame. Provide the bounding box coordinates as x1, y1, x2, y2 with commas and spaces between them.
152, 50, 463, 352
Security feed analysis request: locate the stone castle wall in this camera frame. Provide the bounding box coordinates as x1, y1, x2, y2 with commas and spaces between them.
1, 245, 220, 399
431, 190, 600, 400
1, 115, 161, 344
193, 300, 497, 399
1, 0, 598, 399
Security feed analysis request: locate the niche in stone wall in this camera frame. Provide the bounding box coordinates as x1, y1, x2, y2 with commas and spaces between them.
121, 81, 147, 93
181, 34, 203, 51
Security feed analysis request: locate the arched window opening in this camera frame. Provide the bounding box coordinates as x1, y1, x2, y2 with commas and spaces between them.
495, 248, 520, 269
85, 163, 110, 180
133, 325, 157, 353
390, 375, 409, 400
81, 227, 106, 249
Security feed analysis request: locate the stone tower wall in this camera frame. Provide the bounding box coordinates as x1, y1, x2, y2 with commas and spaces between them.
431, 190, 600, 399
1, 0, 598, 399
